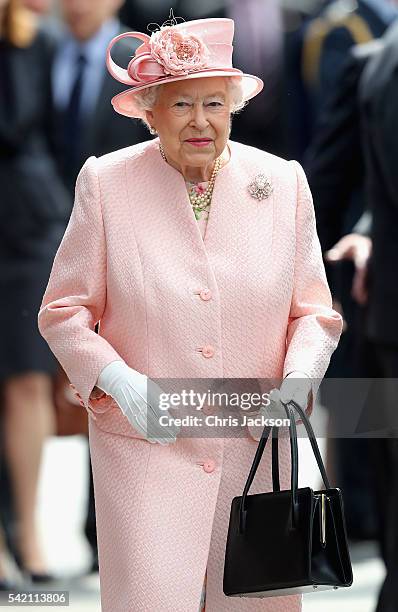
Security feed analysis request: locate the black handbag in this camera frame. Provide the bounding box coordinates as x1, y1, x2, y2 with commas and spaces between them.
223, 398, 353, 598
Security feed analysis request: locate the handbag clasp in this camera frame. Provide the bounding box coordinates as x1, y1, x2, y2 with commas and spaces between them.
320, 493, 326, 547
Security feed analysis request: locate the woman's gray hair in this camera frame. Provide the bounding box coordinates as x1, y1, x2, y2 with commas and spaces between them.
134, 76, 247, 131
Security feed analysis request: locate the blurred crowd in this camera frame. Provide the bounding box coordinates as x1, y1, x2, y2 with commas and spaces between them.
1, 0, 398, 610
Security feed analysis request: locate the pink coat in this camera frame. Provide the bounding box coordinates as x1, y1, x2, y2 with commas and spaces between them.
38, 137, 342, 612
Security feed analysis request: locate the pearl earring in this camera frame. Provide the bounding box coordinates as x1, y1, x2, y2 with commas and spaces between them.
149, 126, 157, 135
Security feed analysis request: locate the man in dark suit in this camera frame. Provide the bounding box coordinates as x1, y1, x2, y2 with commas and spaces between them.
358, 30, 398, 609
308, 19, 398, 611
358, 20, 398, 361
295, 0, 392, 160
50, 0, 148, 196
304, 7, 397, 400
305, 35, 387, 284
303, 0, 397, 361
303, 0, 397, 546
48, 0, 148, 573
304, 33, 386, 554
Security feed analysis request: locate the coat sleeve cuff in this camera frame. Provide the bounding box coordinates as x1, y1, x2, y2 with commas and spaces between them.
68, 353, 123, 420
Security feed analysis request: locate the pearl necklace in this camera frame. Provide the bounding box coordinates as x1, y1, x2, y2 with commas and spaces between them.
159, 143, 222, 220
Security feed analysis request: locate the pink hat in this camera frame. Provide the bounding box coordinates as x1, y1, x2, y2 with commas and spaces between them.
106, 15, 264, 119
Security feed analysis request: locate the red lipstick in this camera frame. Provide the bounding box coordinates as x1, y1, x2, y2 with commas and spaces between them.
185, 138, 213, 147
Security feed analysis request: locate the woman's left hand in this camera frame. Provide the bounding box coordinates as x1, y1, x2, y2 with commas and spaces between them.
247, 373, 312, 440
278, 370, 312, 413
257, 371, 312, 423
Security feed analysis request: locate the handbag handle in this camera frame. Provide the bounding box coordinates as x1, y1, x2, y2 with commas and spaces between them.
239, 401, 299, 532
272, 427, 280, 492
239, 398, 330, 534
281, 399, 330, 490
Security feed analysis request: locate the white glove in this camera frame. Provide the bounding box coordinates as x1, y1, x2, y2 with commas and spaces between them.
96, 360, 180, 445
259, 371, 312, 422
279, 371, 312, 414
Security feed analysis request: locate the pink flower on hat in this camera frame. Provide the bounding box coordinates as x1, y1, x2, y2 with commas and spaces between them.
150, 26, 210, 76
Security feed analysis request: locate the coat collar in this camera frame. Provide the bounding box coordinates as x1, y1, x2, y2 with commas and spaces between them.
136, 136, 269, 242
150, 137, 235, 250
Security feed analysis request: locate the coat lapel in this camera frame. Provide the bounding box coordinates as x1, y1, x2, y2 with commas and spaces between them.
205, 139, 275, 273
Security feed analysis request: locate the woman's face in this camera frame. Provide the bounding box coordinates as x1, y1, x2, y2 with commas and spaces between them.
146, 77, 232, 169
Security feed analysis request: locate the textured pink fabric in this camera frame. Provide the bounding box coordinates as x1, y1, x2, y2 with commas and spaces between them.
195, 185, 211, 612
38, 137, 342, 611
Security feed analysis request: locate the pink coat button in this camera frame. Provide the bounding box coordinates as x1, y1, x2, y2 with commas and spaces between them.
203, 460, 215, 473
199, 289, 212, 301
202, 345, 215, 358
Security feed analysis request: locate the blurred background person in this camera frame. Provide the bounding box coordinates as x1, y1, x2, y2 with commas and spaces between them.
0, 0, 71, 583
289, 0, 392, 161
353, 21, 398, 610
306, 13, 398, 610
48, 0, 148, 572
301, 0, 397, 546
282, 0, 329, 160
49, 0, 148, 196
0, 525, 12, 590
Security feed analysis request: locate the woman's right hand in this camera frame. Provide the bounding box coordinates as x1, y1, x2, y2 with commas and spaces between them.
96, 360, 180, 445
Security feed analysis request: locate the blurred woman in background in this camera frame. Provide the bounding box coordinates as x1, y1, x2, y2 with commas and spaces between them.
0, 0, 70, 584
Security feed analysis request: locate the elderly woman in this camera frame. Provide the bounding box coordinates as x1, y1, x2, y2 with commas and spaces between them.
38, 14, 342, 612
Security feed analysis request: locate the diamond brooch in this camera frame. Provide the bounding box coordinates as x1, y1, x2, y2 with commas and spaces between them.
248, 173, 273, 200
